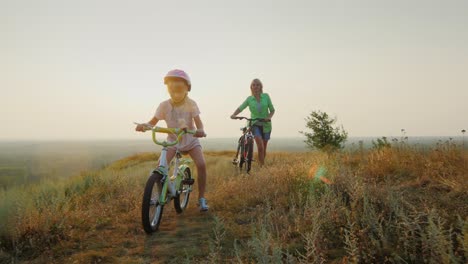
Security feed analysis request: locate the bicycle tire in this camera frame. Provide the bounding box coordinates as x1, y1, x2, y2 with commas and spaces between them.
142, 172, 164, 234
246, 138, 254, 173
238, 136, 246, 170
174, 167, 192, 213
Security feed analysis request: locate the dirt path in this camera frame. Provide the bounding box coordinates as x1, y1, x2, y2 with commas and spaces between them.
135, 154, 234, 263
140, 203, 214, 263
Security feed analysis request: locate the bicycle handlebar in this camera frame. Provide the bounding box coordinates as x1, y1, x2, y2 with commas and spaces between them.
233, 116, 271, 122
134, 122, 196, 147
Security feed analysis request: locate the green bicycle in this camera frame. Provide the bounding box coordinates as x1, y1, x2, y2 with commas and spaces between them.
135, 123, 196, 234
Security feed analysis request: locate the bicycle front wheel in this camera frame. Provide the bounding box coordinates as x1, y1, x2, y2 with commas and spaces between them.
238, 136, 246, 171
245, 138, 254, 173
142, 172, 164, 234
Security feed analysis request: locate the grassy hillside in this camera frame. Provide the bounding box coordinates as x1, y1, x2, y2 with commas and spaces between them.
0, 141, 154, 189
0, 142, 467, 263
0, 139, 305, 190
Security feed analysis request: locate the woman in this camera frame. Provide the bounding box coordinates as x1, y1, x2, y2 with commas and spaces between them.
230, 78, 275, 166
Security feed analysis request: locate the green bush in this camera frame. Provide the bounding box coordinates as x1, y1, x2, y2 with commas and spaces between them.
301, 111, 348, 152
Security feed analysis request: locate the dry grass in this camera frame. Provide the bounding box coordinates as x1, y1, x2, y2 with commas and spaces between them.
0, 144, 467, 263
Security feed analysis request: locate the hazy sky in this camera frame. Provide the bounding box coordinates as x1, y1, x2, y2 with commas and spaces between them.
1, 0, 467, 140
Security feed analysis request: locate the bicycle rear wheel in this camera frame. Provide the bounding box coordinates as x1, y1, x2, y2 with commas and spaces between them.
142, 172, 164, 234
174, 167, 193, 213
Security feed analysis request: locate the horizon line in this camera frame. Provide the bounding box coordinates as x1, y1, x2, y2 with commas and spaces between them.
0, 135, 466, 142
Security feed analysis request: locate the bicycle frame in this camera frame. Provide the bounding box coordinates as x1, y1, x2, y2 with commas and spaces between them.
235, 117, 268, 151
145, 126, 195, 205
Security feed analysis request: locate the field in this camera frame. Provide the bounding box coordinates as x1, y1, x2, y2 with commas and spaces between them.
1, 137, 462, 190
0, 140, 467, 263
0, 139, 307, 190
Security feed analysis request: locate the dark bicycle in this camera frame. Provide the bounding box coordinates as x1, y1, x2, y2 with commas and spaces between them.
231, 117, 270, 173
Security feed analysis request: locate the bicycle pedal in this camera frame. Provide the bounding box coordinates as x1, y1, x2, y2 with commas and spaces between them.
182, 179, 195, 185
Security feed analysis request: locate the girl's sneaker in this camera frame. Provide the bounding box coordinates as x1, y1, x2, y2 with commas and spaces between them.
198, 198, 209, 212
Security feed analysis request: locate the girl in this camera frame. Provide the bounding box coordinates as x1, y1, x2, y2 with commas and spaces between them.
135, 69, 209, 211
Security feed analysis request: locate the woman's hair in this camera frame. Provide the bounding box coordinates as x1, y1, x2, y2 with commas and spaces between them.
250, 78, 263, 94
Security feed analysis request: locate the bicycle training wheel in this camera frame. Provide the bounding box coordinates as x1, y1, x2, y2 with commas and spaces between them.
174, 167, 193, 213
142, 172, 164, 234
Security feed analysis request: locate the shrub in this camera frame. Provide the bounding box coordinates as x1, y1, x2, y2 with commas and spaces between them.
300, 111, 348, 152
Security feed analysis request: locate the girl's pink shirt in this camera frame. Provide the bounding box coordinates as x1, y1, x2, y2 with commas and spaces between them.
154, 97, 201, 151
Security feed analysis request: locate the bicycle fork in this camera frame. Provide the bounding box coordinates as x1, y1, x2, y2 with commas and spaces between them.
156, 148, 179, 201
244, 133, 253, 159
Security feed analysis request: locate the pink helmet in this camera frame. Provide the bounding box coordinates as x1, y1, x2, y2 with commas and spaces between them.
164, 69, 191, 91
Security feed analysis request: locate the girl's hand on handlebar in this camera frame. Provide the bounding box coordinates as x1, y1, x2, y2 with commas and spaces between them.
135, 124, 145, 132
135, 122, 152, 132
